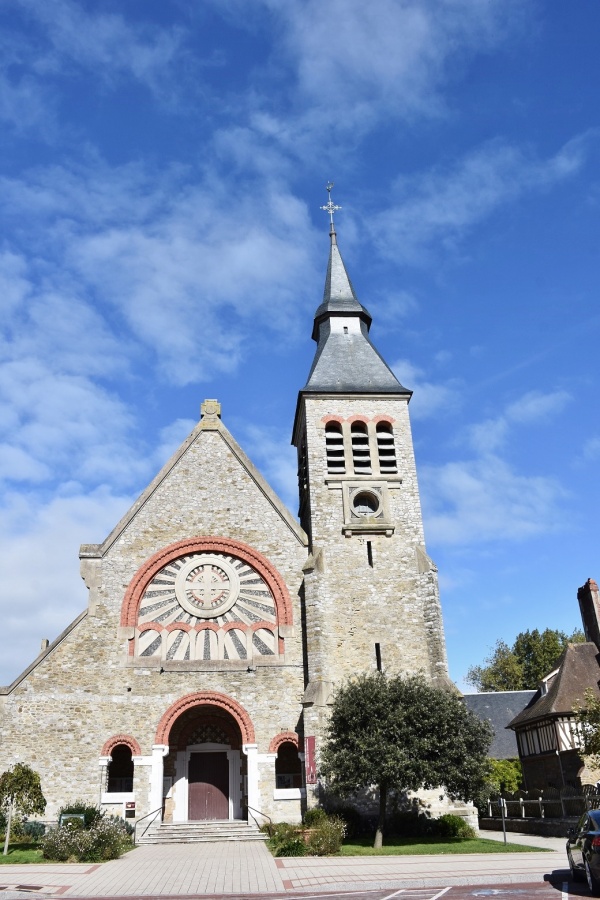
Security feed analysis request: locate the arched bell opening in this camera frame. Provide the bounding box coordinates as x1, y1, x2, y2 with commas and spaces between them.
164, 704, 246, 823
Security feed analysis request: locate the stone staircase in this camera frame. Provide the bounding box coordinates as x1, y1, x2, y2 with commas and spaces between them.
136, 819, 268, 844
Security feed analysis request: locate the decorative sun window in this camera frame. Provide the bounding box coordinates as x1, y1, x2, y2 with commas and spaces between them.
121, 538, 293, 668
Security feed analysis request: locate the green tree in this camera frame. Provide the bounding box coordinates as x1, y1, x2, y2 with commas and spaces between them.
320, 673, 492, 849
466, 628, 585, 692
575, 689, 600, 767
0, 764, 46, 855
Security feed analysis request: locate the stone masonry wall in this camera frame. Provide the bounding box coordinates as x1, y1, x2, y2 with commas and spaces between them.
0, 418, 309, 824
301, 394, 448, 688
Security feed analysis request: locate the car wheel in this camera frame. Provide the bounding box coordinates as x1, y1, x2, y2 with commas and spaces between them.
585, 859, 600, 896
569, 849, 583, 881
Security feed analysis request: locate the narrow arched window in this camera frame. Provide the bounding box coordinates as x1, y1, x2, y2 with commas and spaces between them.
351, 422, 371, 474
107, 744, 134, 792
275, 741, 302, 789
376, 422, 397, 474
325, 423, 345, 474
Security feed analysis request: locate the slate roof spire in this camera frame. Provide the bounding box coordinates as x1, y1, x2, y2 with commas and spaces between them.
302, 186, 410, 395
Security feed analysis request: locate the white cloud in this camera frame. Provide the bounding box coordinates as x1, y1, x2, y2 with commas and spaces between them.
391, 358, 461, 420
0, 161, 320, 387
236, 422, 298, 514
421, 389, 572, 545
468, 389, 571, 454
153, 418, 197, 470
580, 436, 600, 463
258, 0, 523, 135
0, 487, 132, 686
421, 455, 567, 545
11, 0, 186, 97
372, 136, 592, 263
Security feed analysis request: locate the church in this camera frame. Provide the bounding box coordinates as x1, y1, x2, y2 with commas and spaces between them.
0, 196, 449, 830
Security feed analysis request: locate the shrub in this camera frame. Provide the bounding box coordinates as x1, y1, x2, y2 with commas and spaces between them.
41, 817, 132, 862
276, 837, 306, 857
330, 805, 363, 839
387, 810, 433, 837
23, 821, 46, 840
266, 822, 303, 856
57, 801, 102, 829
306, 816, 346, 856
303, 807, 327, 827
435, 814, 476, 840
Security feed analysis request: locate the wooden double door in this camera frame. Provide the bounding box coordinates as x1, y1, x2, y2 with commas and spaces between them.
188, 752, 229, 820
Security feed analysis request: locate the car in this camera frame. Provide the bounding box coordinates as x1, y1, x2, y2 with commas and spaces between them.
567, 809, 600, 895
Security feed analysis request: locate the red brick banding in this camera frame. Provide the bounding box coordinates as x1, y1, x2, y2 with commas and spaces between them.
373, 415, 396, 425
121, 537, 293, 628
155, 691, 255, 745
268, 731, 299, 754
101, 734, 141, 757
321, 415, 344, 425
347, 415, 369, 425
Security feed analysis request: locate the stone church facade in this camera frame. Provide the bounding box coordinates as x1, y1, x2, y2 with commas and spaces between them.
0, 212, 449, 827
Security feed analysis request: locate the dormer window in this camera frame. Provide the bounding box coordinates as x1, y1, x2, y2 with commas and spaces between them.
351, 422, 371, 475
376, 423, 397, 474
325, 423, 345, 474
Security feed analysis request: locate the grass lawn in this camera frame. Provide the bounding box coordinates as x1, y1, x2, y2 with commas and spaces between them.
339, 836, 550, 855
0, 843, 44, 864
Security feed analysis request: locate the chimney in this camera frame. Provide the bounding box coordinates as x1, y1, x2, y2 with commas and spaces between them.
578, 578, 600, 649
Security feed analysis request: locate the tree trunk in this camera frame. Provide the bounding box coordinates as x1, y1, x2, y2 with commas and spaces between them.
3, 799, 13, 856
373, 783, 387, 849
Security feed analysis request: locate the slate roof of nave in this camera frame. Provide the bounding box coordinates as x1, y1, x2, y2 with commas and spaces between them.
463, 690, 536, 759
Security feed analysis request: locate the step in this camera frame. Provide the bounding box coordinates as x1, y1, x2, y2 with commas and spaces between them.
136, 820, 269, 844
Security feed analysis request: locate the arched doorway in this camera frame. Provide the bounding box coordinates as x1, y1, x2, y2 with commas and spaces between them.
155, 693, 255, 823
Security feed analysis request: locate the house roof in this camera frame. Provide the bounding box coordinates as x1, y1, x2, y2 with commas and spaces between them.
507, 642, 600, 730
463, 691, 536, 758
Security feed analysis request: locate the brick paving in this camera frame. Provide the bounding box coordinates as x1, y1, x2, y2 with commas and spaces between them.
0, 833, 570, 898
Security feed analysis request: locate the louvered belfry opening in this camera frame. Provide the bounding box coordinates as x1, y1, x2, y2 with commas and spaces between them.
376, 422, 397, 474
351, 422, 371, 474
325, 422, 345, 474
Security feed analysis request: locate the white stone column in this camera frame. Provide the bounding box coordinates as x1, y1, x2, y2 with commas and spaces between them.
242, 743, 259, 818
98, 756, 111, 806
149, 745, 169, 816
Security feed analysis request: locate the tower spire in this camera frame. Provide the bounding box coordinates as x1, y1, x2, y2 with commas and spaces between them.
298, 186, 410, 395
320, 182, 341, 245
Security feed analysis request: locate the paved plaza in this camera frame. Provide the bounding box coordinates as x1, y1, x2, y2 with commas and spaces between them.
0, 832, 571, 899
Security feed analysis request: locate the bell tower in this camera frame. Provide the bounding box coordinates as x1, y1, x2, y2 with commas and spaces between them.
293, 188, 449, 765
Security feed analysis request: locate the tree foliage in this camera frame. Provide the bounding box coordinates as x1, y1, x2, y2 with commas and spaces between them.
575, 689, 600, 767
0, 763, 46, 855
466, 628, 585, 692
320, 673, 492, 848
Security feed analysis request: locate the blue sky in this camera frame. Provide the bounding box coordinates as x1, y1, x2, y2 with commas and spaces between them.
0, 0, 598, 688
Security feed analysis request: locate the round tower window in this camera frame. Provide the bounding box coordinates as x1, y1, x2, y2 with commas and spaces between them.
352, 491, 380, 516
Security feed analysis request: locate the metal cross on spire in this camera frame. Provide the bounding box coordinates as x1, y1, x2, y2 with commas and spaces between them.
320, 182, 341, 232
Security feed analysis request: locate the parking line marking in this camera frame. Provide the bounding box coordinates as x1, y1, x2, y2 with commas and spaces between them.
380, 890, 406, 900
429, 889, 451, 900
562, 882, 569, 900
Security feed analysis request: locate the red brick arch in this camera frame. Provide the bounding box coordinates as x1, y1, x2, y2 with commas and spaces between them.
120, 536, 293, 628
155, 691, 255, 745
268, 731, 299, 754
101, 734, 141, 757
373, 415, 396, 425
